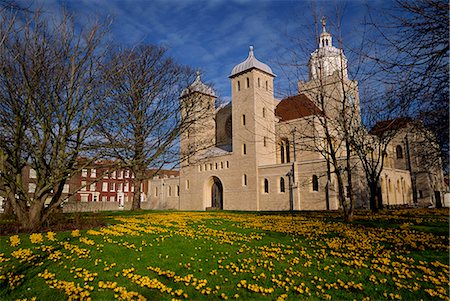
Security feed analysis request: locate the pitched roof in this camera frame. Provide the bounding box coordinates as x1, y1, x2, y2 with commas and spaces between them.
275, 94, 323, 122
369, 117, 412, 136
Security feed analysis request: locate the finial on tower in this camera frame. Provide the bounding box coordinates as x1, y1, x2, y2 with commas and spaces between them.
321, 16, 327, 33
195, 70, 201, 82
249, 45, 254, 57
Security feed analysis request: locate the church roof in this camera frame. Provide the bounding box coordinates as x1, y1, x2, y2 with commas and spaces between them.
370, 117, 412, 136
229, 46, 275, 78
198, 146, 231, 159
180, 71, 216, 98
275, 94, 324, 122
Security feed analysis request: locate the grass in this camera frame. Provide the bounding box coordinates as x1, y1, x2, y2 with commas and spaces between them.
0, 208, 448, 300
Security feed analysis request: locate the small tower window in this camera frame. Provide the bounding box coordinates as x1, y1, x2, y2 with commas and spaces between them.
242, 114, 246, 126
246, 77, 250, 88
226, 161, 229, 168
243, 174, 247, 186
312, 175, 319, 191
280, 177, 285, 193
186, 180, 190, 190
258, 78, 260, 87
396, 145, 403, 159
237, 81, 241, 91
263, 136, 267, 147
264, 179, 269, 193
265, 81, 268, 91
326, 39, 329, 46
221, 162, 224, 169
262, 107, 266, 118
177, 185, 180, 196
242, 144, 247, 155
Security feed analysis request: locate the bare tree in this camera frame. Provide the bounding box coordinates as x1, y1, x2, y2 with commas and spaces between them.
99, 45, 207, 210
368, 0, 449, 171
288, 14, 361, 222
0, 10, 107, 230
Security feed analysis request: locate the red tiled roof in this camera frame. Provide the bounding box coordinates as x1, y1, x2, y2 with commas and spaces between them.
370, 117, 412, 136
275, 94, 323, 122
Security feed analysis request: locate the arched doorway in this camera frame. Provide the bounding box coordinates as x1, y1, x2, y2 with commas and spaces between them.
205, 176, 223, 210
211, 177, 223, 209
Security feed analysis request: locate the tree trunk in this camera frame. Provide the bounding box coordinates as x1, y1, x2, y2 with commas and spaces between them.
13, 202, 44, 232
131, 169, 143, 211
3, 198, 14, 215
345, 139, 354, 222
369, 181, 379, 213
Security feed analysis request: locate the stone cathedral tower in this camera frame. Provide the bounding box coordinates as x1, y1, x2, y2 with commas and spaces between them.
299, 17, 360, 121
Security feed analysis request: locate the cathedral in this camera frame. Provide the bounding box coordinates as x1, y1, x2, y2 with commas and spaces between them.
143, 20, 446, 211
1, 20, 445, 215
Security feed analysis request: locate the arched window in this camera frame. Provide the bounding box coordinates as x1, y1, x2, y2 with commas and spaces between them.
168, 186, 172, 196
226, 161, 229, 168
396, 145, 403, 159
279, 139, 290, 163
242, 114, 246, 126
326, 39, 329, 46
177, 185, 180, 196
280, 177, 285, 193
312, 175, 319, 191
322, 40, 325, 47
264, 179, 269, 193
243, 174, 247, 186
237, 81, 241, 91
243, 144, 247, 155
246, 77, 250, 88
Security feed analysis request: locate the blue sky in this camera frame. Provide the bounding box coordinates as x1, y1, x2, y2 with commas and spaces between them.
22, 0, 394, 102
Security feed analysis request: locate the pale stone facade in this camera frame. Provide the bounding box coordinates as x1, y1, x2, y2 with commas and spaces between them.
146, 20, 446, 211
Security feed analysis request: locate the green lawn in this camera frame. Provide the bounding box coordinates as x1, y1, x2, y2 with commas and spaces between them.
0, 209, 448, 300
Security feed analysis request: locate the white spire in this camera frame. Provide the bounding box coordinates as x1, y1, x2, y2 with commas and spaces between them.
319, 16, 332, 48
321, 16, 327, 33
308, 16, 348, 80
